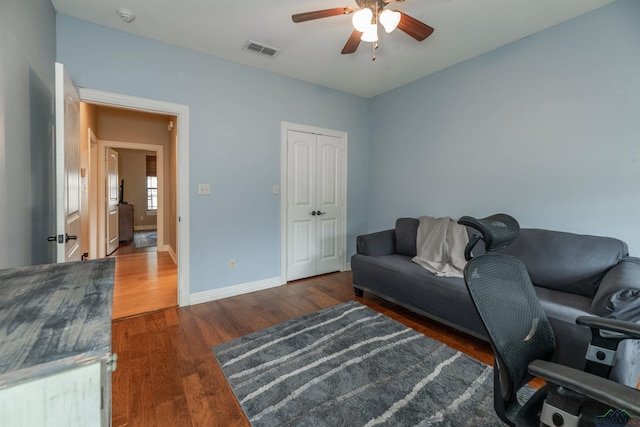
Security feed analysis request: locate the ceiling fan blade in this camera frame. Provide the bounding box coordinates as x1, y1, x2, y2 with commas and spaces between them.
341, 29, 363, 54
397, 12, 434, 41
292, 7, 354, 23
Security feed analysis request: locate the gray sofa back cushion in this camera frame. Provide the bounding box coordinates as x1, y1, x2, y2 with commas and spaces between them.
395, 218, 419, 257
395, 217, 485, 258
500, 228, 628, 298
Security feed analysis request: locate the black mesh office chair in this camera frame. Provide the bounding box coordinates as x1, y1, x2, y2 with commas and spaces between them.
458, 214, 640, 427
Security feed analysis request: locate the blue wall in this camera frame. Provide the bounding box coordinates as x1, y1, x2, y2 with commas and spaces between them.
369, 0, 640, 255
56, 15, 370, 293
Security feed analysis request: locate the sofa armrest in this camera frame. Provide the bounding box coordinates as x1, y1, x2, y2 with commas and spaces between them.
356, 229, 396, 256
591, 257, 640, 321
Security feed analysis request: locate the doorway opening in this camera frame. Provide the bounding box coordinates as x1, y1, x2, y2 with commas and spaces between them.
78, 88, 190, 313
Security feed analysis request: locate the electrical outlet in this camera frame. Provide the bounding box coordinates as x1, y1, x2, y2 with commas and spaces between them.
229, 259, 236, 270
198, 183, 211, 195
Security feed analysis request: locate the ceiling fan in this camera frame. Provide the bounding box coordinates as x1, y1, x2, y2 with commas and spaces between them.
292, 0, 434, 59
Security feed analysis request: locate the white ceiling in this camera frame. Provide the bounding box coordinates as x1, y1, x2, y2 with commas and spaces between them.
51, 0, 614, 98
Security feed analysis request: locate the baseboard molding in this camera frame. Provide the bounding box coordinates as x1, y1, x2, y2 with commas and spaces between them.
343, 261, 352, 271
166, 246, 177, 265
134, 225, 157, 231
190, 276, 284, 306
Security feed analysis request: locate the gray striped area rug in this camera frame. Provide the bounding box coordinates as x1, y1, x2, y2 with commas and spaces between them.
212, 301, 513, 426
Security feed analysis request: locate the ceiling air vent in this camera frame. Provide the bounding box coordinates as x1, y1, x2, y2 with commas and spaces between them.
243, 40, 280, 58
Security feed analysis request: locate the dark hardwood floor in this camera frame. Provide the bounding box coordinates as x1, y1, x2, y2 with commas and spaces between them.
110, 271, 525, 426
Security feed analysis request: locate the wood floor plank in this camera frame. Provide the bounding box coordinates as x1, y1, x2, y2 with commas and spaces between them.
111, 271, 552, 426
182, 373, 214, 424
193, 352, 248, 426
126, 340, 158, 426
155, 397, 193, 427
148, 331, 183, 407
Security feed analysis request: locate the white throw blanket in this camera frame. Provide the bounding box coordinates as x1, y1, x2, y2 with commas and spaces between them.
412, 216, 469, 278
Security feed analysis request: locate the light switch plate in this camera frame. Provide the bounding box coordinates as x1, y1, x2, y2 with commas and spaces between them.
198, 183, 210, 195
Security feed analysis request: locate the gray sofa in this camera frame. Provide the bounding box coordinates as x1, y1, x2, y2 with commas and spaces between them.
351, 218, 640, 387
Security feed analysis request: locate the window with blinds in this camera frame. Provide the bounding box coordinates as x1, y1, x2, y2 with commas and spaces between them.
146, 156, 157, 211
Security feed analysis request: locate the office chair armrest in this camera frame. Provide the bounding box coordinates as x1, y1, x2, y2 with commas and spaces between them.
528, 360, 640, 415
576, 316, 640, 339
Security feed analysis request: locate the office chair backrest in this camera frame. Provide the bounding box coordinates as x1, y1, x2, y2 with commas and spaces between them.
464, 253, 556, 413
458, 214, 520, 261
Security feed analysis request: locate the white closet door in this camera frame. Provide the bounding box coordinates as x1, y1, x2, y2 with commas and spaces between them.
286, 131, 343, 281
287, 131, 317, 281
314, 135, 342, 275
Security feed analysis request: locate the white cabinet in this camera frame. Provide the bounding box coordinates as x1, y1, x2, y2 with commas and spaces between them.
0, 259, 116, 427
1, 363, 103, 426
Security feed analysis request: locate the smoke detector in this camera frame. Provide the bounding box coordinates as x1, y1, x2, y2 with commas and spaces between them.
117, 8, 136, 23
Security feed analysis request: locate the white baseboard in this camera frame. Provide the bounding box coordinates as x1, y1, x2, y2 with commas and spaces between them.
189, 276, 284, 305
343, 261, 352, 271
134, 225, 157, 231
166, 246, 177, 265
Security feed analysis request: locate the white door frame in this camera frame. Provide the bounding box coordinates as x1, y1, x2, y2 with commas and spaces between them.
88, 129, 98, 260
97, 141, 164, 257
280, 121, 348, 282
80, 88, 190, 307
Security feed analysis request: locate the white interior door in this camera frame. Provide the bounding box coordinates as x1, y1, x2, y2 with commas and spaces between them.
286, 130, 343, 281
106, 148, 119, 255
315, 135, 343, 275
55, 63, 81, 262
287, 131, 316, 280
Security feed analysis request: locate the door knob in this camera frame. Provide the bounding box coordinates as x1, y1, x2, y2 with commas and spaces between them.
65, 234, 78, 243
311, 211, 317, 216
317, 211, 326, 215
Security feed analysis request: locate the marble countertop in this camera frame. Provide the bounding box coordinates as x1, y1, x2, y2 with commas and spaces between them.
0, 258, 115, 388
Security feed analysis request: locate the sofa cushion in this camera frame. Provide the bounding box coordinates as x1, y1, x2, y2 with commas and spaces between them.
500, 228, 628, 298
395, 218, 419, 257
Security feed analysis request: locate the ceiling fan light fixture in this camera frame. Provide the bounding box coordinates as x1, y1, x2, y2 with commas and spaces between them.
379, 9, 401, 33
352, 8, 373, 32
361, 24, 378, 42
